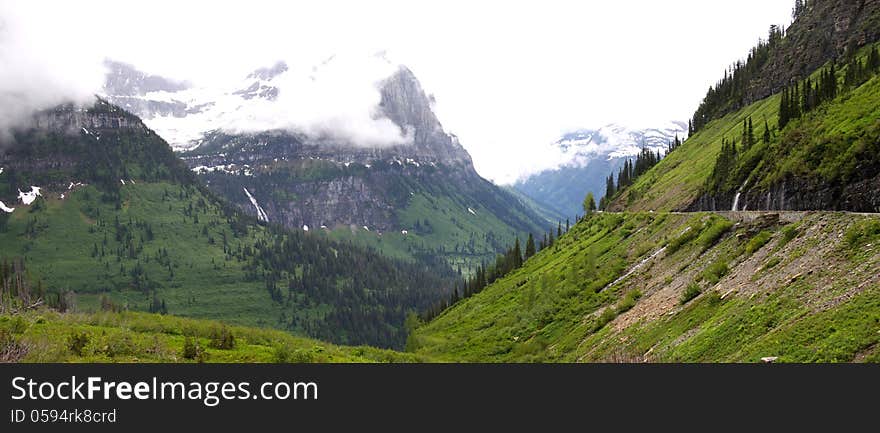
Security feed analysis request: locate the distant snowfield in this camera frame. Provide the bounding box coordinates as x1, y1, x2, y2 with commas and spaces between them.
140, 85, 245, 150
555, 122, 688, 161
0, 201, 13, 213
513, 121, 688, 184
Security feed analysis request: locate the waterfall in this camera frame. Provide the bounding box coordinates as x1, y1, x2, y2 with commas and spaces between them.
731, 180, 748, 211
243, 187, 269, 222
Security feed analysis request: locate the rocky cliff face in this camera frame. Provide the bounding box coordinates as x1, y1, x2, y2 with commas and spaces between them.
742, 0, 880, 108
687, 174, 880, 213
104, 60, 190, 96
103, 60, 193, 120
174, 65, 547, 246
378, 67, 473, 167
0, 99, 190, 203
11, 101, 146, 133
191, 66, 474, 168
98, 58, 549, 263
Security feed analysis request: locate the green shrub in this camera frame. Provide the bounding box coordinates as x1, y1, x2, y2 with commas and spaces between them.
698, 219, 734, 251
616, 290, 642, 314
667, 224, 700, 254
290, 349, 316, 363
746, 231, 773, 255
209, 326, 235, 350
182, 337, 208, 362
633, 242, 654, 258
67, 331, 90, 356
273, 344, 292, 363
844, 219, 880, 248
763, 256, 782, 270
103, 334, 136, 358
8, 316, 27, 335
593, 308, 618, 332
702, 260, 729, 285
705, 291, 722, 307
513, 338, 548, 358
777, 226, 799, 249
680, 283, 701, 305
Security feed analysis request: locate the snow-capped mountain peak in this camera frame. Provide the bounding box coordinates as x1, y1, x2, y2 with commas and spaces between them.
101, 55, 416, 151
513, 121, 688, 219
554, 121, 687, 165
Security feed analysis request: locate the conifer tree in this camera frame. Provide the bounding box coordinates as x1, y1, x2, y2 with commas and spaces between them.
747, 117, 754, 148
869, 46, 880, 71
802, 78, 812, 113
779, 86, 790, 128
583, 192, 596, 216
763, 119, 771, 144
525, 233, 536, 259
605, 174, 616, 201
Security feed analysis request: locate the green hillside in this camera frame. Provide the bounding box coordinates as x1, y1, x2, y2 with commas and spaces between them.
0, 179, 455, 349
411, 211, 880, 362
609, 42, 880, 212
0, 309, 427, 363
323, 183, 553, 274
0, 102, 457, 350
410, 3, 880, 363
194, 158, 552, 275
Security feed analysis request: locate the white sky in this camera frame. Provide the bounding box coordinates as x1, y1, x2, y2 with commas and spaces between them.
1, 0, 794, 183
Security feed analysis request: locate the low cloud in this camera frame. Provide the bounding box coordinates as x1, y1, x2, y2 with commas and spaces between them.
0, 3, 106, 139
216, 53, 412, 148
0, 2, 408, 149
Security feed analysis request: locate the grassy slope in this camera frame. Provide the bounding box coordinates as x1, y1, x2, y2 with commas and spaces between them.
324, 181, 545, 274
755, 71, 880, 188
199, 159, 548, 275
0, 182, 281, 325
412, 45, 880, 363
611, 95, 779, 211
0, 310, 427, 363
612, 42, 880, 211
412, 212, 880, 362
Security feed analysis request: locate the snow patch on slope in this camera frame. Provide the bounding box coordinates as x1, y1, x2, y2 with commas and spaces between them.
18, 186, 41, 205
191, 164, 253, 176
